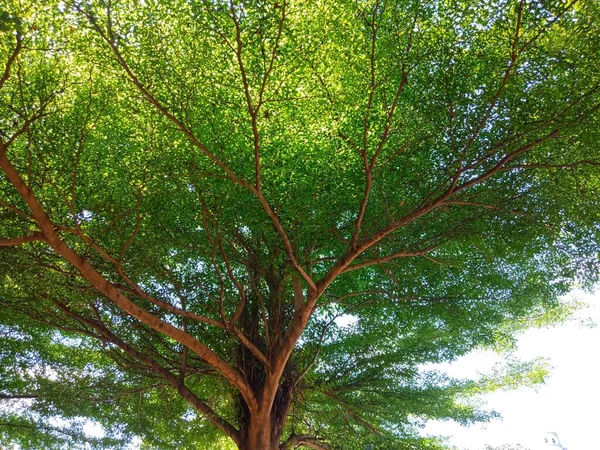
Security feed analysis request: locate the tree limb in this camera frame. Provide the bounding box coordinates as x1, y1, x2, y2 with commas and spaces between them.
502, 160, 600, 170
281, 433, 332, 450
52, 299, 242, 447
0, 141, 259, 413
79, 5, 316, 292
0, 232, 45, 246
0, 394, 38, 400
273, 129, 561, 388
0, 31, 22, 91
342, 244, 439, 272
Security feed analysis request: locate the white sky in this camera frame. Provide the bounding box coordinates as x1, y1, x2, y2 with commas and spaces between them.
423, 290, 600, 450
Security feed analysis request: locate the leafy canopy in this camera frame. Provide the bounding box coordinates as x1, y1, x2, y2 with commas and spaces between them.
0, 0, 599, 449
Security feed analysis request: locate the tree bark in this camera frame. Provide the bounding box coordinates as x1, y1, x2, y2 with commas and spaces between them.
238, 379, 295, 450
240, 415, 280, 450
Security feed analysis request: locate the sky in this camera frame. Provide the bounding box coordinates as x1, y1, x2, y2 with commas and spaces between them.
423, 290, 600, 450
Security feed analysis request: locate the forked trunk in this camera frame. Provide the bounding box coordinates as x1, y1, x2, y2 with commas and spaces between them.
235, 282, 296, 450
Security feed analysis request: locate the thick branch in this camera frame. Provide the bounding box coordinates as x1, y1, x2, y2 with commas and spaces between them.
54, 300, 242, 446
0, 143, 258, 412
0, 232, 45, 246
59, 224, 226, 329
270, 129, 562, 394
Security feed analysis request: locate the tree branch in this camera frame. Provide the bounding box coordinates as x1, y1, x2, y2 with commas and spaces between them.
463, 0, 524, 153
0, 142, 258, 413
52, 299, 242, 447
281, 433, 332, 450
79, 4, 316, 293
0, 394, 38, 400
272, 127, 560, 402
76, 5, 252, 191
342, 244, 439, 272
351, 6, 414, 247
0, 232, 45, 246
59, 224, 226, 330
0, 30, 22, 91
502, 160, 600, 170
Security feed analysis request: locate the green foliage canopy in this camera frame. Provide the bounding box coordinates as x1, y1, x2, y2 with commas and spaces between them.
0, 0, 599, 448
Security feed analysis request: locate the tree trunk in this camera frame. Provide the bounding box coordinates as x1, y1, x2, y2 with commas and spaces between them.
238, 381, 294, 450
240, 416, 280, 450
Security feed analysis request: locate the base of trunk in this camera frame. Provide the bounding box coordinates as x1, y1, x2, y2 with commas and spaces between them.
240, 419, 281, 450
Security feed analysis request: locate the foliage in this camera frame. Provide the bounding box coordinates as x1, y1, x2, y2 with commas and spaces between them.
1, 0, 599, 449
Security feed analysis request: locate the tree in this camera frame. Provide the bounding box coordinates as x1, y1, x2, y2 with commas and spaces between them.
1, 0, 599, 448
